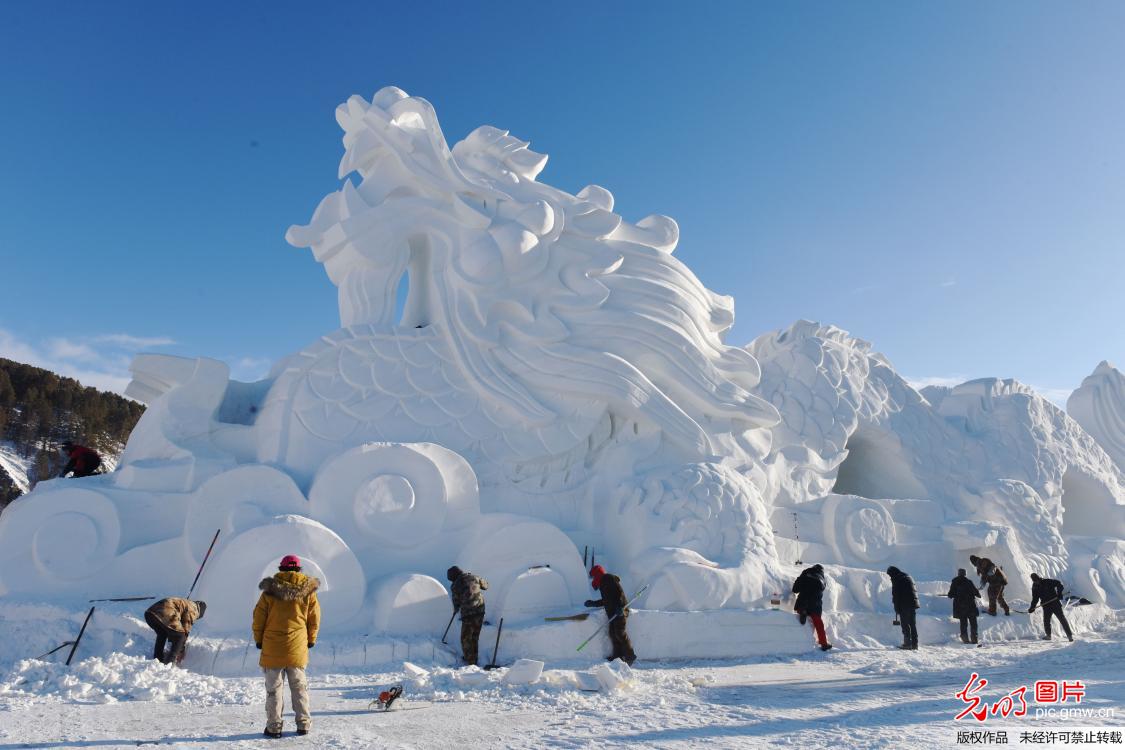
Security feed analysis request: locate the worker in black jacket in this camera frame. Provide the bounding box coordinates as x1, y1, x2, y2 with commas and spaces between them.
947, 569, 982, 644
1028, 573, 1074, 642
887, 566, 920, 649
584, 565, 636, 665
792, 564, 832, 651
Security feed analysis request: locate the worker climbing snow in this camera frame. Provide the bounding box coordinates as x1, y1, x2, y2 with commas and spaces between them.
144, 597, 206, 665
447, 565, 488, 666
792, 564, 832, 651
969, 554, 1010, 616
252, 554, 321, 739
58, 440, 102, 478
584, 564, 637, 665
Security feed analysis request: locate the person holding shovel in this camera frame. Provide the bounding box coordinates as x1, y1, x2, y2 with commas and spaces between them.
585, 564, 637, 665
447, 566, 488, 666
1028, 573, 1074, 642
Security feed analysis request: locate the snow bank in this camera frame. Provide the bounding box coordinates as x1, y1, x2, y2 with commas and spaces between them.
0, 653, 259, 705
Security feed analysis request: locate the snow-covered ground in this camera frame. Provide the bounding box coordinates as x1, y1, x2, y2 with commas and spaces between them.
2, 618, 1122, 749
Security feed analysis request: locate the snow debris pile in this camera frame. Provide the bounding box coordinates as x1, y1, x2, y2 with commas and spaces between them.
0, 89, 1121, 660
0, 653, 259, 705
396, 658, 640, 697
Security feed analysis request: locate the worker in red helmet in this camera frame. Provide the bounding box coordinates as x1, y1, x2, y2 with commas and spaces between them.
584, 564, 637, 665
252, 554, 320, 738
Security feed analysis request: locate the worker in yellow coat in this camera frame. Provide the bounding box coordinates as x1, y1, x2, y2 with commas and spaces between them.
252, 554, 320, 739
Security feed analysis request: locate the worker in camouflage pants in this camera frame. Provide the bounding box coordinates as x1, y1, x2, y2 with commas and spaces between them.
447, 566, 489, 665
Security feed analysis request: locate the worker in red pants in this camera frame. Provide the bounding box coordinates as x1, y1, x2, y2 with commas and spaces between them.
793, 564, 832, 651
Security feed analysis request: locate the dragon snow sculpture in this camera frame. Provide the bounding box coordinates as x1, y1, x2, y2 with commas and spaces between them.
266, 87, 786, 608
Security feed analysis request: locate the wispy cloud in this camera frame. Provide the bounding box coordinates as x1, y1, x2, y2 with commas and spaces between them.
849, 284, 881, 295
94, 333, 177, 349
939, 278, 957, 288
0, 327, 175, 395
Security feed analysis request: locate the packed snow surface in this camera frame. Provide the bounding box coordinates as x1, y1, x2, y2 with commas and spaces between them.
2, 621, 1124, 748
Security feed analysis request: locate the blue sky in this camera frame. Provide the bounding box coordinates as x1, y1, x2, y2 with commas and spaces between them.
0, 2, 1121, 401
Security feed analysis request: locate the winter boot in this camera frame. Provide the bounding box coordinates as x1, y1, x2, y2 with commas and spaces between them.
1041, 635, 1052, 641
820, 643, 833, 651
297, 728, 310, 736
1067, 635, 1074, 642
263, 728, 283, 739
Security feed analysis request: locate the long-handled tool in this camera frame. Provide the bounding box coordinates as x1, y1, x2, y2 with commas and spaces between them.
186, 529, 221, 599
66, 606, 96, 666
483, 618, 504, 670
441, 609, 458, 644
576, 585, 648, 653
34, 641, 75, 660
793, 512, 803, 565
88, 596, 156, 603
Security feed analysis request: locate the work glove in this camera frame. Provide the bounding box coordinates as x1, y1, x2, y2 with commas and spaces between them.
256, 643, 262, 649
1027, 607, 1035, 614
308, 642, 315, 648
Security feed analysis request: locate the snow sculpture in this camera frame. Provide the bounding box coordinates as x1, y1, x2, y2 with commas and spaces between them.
371, 573, 450, 634
183, 465, 308, 565
195, 515, 365, 633
1069, 362, 1125, 473
267, 86, 786, 608
1, 88, 1122, 643
0, 485, 121, 590
307, 442, 478, 564
750, 321, 1125, 607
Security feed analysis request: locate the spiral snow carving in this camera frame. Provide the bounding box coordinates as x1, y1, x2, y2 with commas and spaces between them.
307, 442, 479, 561
0, 486, 122, 588
822, 494, 897, 564
194, 515, 365, 633
183, 465, 309, 564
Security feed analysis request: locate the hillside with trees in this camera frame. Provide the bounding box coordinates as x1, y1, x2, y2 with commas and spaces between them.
0, 358, 145, 508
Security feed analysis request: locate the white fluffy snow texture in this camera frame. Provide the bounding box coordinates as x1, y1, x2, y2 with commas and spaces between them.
3, 624, 1125, 748
0, 653, 260, 706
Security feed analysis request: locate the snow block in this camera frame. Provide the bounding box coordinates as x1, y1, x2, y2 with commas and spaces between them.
402, 661, 430, 679
591, 662, 626, 691
372, 573, 450, 635
502, 658, 544, 685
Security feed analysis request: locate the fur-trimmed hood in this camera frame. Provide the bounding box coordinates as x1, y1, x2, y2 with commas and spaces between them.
259, 571, 320, 601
